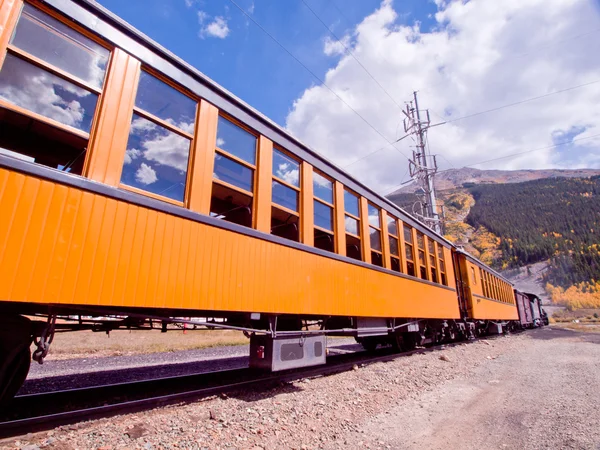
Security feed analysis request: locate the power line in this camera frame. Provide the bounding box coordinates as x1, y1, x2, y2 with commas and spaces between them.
433, 79, 600, 126
299, 0, 405, 112
227, 0, 411, 161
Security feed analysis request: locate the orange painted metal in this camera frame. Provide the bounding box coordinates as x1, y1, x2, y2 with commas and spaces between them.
397, 219, 408, 274
254, 135, 273, 233
85, 48, 141, 186
300, 162, 314, 247
334, 180, 345, 256
0, 168, 461, 319
188, 100, 218, 214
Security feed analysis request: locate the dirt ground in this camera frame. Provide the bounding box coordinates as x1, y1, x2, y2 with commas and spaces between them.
4, 327, 600, 449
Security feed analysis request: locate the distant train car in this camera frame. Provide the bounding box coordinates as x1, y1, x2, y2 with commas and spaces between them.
0, 0, 535, 405
453, 250, 518, 334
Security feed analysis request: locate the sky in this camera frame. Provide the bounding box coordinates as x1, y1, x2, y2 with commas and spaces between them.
97, 0, 600, 194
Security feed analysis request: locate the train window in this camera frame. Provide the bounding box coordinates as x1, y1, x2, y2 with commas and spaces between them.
313, 171, 335, 253
438, 245, 447, 286
0, 4, 110, 175
344, 189, 360, 216
271, 148, 300, 242
416, 231, 428, 280
404, 224, 416, 277
209, 183, 253, 228
387, 216, 401, 273
121, 70, 196, 203
216, 116, 256, 165
471, 266, 476, 285
428, 240, 438, 283
211, 117, 257, 226
10, 4, 110, 89
313, 171, 333, 203
344, 189, 361, 261
368, 204, 383, 267
479, 268, 487, 297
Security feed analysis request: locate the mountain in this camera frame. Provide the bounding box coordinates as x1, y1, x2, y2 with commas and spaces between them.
389, 167, 600, 195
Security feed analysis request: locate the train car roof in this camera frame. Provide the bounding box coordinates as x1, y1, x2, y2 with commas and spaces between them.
455, 248, 513, 285
44, 0, 456, 249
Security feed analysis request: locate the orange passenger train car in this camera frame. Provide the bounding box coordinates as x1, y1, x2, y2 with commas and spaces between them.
0, 0, 520, 403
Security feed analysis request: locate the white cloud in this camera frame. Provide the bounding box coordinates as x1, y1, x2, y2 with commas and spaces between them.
197, 10, 209, 24
248, 1, 255, 14
124, 148, 141, 165
135, 163, 158, 185
200, 16, 230, 39
323, 35, 351, 57
286, 0, 600, 193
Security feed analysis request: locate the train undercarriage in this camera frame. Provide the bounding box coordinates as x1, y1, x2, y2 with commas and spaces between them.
0, 303, 542, 406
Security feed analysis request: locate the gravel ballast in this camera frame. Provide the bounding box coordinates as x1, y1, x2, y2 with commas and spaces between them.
3, 327, 599, 449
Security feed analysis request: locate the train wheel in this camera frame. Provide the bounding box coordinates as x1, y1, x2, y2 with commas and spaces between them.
0, 315, 33, 405
0, 347, 31, 405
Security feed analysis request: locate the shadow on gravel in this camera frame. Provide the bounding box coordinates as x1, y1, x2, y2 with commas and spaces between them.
19, 355, 250, 395
528, 326, 600, 344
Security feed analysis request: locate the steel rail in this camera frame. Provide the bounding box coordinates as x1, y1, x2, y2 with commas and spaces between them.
0, 336, 502, 438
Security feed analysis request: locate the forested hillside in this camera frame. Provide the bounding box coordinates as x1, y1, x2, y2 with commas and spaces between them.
466, 176, 600, 288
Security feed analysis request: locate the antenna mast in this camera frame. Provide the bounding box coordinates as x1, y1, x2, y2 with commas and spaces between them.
403, 91, 443, 233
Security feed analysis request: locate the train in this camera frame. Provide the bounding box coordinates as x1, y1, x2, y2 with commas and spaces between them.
0, 0, 547, 404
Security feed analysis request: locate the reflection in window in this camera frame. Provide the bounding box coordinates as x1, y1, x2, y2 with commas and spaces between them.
0, 54, 98, 132
214, 153, 254, 192
313, 172, 333, 203
135, 71, 197, 130
11, 4, 109, 89
344, 190, 360, 216
345, 216, 359, 235
216, 116, 257, 165
404, 224, 415, 277
370, 228, 382, 252
272, 180, 298, 211
314, 200, 333, 231
367, 204, 380, 227
389, 237, 399, 256
387, 216, 398, 236
120, 114, 191, 202
404, 225, 413, 243
272, 148, 299, 187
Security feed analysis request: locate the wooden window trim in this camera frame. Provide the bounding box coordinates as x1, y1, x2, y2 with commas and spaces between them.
0, 98, 90, 139
132, 106, 195, 139
345, 230, 361, 239
7, 45, 103, 94
314, 224, 334, 234
314, 196, 334, 209
215, 147, 256, 170
272, 176, 300, 192
345, 211, 360, 221
119, 183, 184, 207
270, 203, 299, 217
212, 178, 255, 197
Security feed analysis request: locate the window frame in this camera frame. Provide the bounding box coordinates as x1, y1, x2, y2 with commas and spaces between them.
387, 214, 402, 273
119, 67, 199, 206
271, 146, 301, 217
403, 223, 416, 277
416, 231, 428, 281
312, 170, 335, 235
212, 113, 258, 199
0, 1, 112, 151
367, 202, 383, 266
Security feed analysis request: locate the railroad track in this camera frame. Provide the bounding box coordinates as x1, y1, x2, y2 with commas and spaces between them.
0, 337, 491, 438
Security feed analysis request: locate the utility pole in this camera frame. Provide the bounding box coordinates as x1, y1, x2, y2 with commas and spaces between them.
403, 91, 442, 233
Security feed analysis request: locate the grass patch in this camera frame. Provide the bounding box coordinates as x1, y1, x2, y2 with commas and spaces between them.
44, 329, 249, 360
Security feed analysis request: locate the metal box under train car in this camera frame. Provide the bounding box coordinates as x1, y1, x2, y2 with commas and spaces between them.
249, 335, 326, 371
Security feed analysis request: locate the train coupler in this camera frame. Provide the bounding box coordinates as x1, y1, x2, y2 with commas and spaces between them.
32, 315, 57, 364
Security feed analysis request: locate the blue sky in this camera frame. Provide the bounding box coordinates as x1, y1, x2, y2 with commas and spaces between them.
97, 0, 436, 126
96, 0, 600, 192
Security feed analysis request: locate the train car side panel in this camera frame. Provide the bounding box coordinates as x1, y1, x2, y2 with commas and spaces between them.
0, 166, 461, 319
